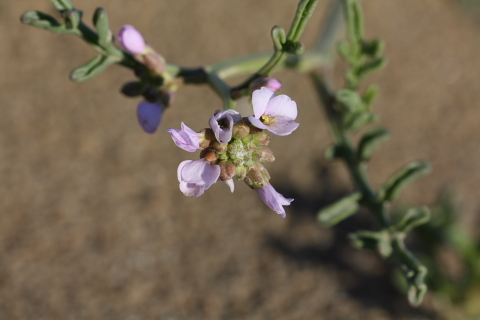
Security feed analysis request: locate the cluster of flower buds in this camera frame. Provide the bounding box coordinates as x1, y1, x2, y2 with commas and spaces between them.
168, 87, 299, 217
117, 25, 174, 134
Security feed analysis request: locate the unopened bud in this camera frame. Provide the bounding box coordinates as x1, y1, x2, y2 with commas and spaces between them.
249, 77, 282, 92
253, 130, 271, 146
235, 166, 247, 180
244, 163, 270, 189
212, 141, 228, 153
253, 146, 275, 162
218, 161, 236, 181
120, 81, 144, 97
142, 50, 166, 75
232, 120, 250, 139
200, 149, 218, 163
199, 128, 215, 148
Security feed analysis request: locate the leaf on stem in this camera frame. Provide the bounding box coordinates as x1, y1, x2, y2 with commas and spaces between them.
21, 11, 67, 33
378, 161, 431, 203
318, 192, 362, 227
395, 206, 430, 234
349, 230, 392, 258
357, 127, 390, 162
50, 0, 75, 11
62, 10, 82, 30
93, 8, 112, 48
71, 55, 118, 82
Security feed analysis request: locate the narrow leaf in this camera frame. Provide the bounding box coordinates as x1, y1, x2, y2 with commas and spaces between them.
50, 0, 74, 11
21, 11, 65, 33
70, 55, 118, 82
318, 192, 361, 227
349, 230, 392, 258
357, 57, 387, 79
336, 89, 363, 112
357, 127, 390, 162
93, 7, 112, 47
344, 112, 378, 132
396, 206, 430, 234
362, 83, 379, 107
362, 38, 385, 58
378, 161, 431, 203
62, 10, 82, 30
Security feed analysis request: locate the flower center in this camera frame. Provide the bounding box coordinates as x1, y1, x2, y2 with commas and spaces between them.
260, 115, 276, 125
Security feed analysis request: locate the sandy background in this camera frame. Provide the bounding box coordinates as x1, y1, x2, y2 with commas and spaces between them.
0, 0, 479, 319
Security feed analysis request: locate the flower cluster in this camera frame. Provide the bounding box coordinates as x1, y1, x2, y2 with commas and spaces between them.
118, 25, 169, 134
168, 87, 299, 217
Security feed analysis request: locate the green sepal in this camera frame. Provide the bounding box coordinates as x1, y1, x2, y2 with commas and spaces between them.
50, 0, 74, 11
378, 161, 431, 203
357, 57, 387, 79
71, 55, 118, 82
317, 192, 362, 227
62, 10, 82, 30
344, 112, 378, 132
362, 38, 385, 58
120, 81, 145, 97
349, 230, 392, 258
362, 83, 379, 107
395, 206, 430, 234
357, 127, 390, 162
20, 11, 69, 34
271, 25, 286, 51
93, 7, 112, 48
336, 89, 363, 112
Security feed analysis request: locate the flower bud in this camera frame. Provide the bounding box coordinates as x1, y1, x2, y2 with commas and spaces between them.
200, 149, 218, 163
235, 166, 247, 180
253, 130, 271, 146
231, 120, 250, 140
218, 161, 236, 181
244, 163, 270, 189
249, 77, 282, 92
120, 81, 144, 97
141, 51, 166, 75
253, 146, 275, 162
118, 25, 146, 54
212, 141, 228, 153
199, 128, 215, 148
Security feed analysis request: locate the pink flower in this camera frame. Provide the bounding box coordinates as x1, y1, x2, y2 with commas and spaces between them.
167, 122, 200, 152
137, 101, 163, 134
250, 77, 282, 92
118, 25, 146, 54
257, 184, 293, 218
209, 110, 242, 143
248, 87, 299, 136
178, 159, 220, 197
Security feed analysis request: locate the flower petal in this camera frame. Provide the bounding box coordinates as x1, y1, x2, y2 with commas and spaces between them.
167, 122, 200, 152
252, 87, 275, 119
177, 160, 220, 197
266, 118, 299, 136
118, 25, 146, 54
264, 94, 297, 120
137, 101, 163, 134
209, 110, 241, 143
257, 184, 293, 218
247, 115, 269, 131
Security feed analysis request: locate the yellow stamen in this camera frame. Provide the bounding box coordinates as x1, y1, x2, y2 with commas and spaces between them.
261, 115, 276, 125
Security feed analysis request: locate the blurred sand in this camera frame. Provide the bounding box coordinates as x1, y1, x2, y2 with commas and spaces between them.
0, 0, 479, 319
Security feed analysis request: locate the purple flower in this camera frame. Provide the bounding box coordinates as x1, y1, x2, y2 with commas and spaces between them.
256, 184, 293, 218
178, 159, 221, 197
166, 122, 200, 152
209, 110, 242, 143
137, 101, 163, 134
118, 25, 146, 54
248, 87, 299, 136
250, 77, 282, 92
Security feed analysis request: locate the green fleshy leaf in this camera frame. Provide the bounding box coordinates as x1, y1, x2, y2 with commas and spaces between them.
342, 0, 364, 43
318, 192, 362, 227
357, 57, 387, 79
349, 230, 392, 258
93, 7, 112, 47
71, 55, 118, 82
336, 89, 363, 112
344, 112, 378, 132
62, 10, 82, 30
50, 0, 74, 11
378, 161, 431, 203
357, 127, 390, 162
362, 38, 385, 58
362, 83, 379, 107
21, 10, 66, 33
271, 25, 286, 51
395, 206, 430, 234
407, 266, 428, 307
